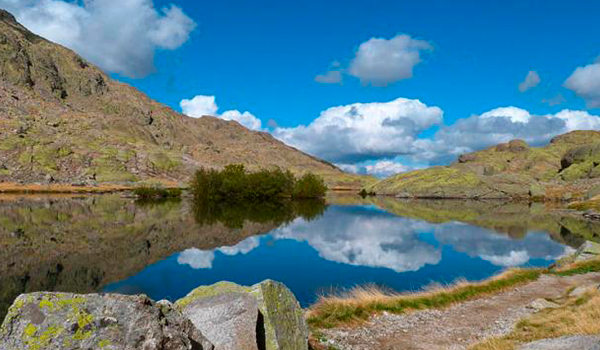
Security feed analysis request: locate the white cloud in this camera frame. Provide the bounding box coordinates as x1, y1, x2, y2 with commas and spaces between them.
425, 107, 600, 163
273, 97, 443, 163
1, 0, 196, 78
480, 251, 530, 267
348, 34, 433, 86
177, 248, 215, 269
518, 71, 541, 92
365, 161, 412, 177
271, 214, 441, 273
177, 237, 261, 270
434, 226, 569, 267
338, 160, 414, 178
564, 62, 600, 108
315, 70, 342, 84
180, 95, 218, 117
180, 95, 263, 131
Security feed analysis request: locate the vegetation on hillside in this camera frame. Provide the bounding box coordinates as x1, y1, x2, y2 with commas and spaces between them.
190, 164, 328, 202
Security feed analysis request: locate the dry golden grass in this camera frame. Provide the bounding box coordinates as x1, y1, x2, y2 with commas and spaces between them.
471, 287, 600, 350
307, 269, 541, 328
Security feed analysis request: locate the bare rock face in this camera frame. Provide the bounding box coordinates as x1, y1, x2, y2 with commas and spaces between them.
0, 292, 214, 350
179, 293, 260, 350
176, 280, 308, 350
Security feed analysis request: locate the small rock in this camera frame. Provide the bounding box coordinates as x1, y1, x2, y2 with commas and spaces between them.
526, 298, 560, 311
569, 284, 600, 298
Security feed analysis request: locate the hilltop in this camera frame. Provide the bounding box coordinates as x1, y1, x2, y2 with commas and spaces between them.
0, 10, 369, 189
368, 130, 600, 200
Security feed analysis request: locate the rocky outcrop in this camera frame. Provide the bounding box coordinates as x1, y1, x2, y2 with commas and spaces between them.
574, 241, 600, 261
176, 280, 308, 350
0, 292, 214, 350
0, 10, 363, 188
0, 280, 307, 350
368, 132, 600, 200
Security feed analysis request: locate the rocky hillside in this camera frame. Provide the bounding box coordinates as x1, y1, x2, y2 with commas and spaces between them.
0, 10, 361, 187
368, 130, 600, 200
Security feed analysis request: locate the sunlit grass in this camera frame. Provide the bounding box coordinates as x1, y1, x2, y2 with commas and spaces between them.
307, 257, 600, 329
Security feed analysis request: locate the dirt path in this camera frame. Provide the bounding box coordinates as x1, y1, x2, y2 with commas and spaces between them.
321, 273, 600, 350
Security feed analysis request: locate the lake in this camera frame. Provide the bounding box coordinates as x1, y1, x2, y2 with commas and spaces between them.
1, 194, 597, 321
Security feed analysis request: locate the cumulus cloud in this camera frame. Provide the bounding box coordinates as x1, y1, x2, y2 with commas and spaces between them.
348, 34, 433, 86
177, 206, 571, 273
0, 0, 196, 78
177, 237, 261, 270
271, 210, 441, 273
180, 95, 262, 130
518, 71, 541, 92
177, 248, 215, 269
433, 225, 569, 267
424, 107, 600, 163
338, 160, 414, 178
273, 97, 443, 163
564, 62, 600, 108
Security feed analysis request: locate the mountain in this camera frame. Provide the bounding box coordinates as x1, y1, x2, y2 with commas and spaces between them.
368, 130, 600, 200
0, 10, 368, 188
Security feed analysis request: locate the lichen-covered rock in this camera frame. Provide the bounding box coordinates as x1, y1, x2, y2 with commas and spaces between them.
0, 292, 214, 350
176, 280, 308, 350
574, 241, 600, 261
179, 292, 259, 350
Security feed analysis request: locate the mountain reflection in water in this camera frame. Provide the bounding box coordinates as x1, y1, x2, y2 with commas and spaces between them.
2, 195, 599, 320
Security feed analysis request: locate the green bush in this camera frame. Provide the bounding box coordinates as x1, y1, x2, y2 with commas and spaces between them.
292, 173, 328, 198
190, 164, 327, 202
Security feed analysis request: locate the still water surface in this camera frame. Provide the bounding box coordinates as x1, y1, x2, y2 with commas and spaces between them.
0, 195, 589, 320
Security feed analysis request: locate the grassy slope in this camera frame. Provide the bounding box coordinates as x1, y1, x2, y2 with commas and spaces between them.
367, 131, 600, 199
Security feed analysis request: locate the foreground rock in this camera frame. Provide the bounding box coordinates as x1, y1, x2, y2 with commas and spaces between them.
0, 292, 214, 350
516, 335, 600, 350
575, 241, 600, 261
176, 280, 308, 350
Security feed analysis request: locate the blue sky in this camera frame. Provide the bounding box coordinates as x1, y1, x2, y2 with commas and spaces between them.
3, 0, 600, 176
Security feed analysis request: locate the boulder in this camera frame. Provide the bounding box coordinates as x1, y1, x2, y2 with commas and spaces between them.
526, 298, 559, 311
569, 284, 600, 298
574, 241, 600, 262
517, 335, 600, 350
0, 292, 214, 350
179, 293, 260, 350
176, 280, 308, 350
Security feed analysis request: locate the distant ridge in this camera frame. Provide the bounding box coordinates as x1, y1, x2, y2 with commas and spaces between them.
368, 130, 600, 200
